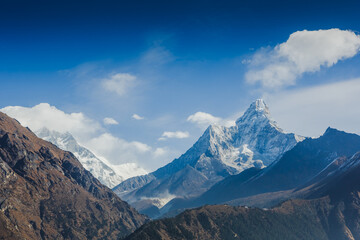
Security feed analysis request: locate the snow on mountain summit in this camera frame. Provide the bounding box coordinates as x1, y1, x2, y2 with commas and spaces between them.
236, 99, 275, 129
199, 99, 303, 171
114, 100, 305, 216
35, 128, 137, 188
247, 99, 268, 113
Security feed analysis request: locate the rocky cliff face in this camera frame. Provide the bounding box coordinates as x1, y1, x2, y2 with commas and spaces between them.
0, 112, 147, 240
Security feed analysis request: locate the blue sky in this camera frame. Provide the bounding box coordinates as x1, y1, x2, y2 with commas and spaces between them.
2, 0, 360, 171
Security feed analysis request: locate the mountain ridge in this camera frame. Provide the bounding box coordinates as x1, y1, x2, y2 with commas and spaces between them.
125, 149, 360, 240
113, 99, 304, 217
163, 127, 360, 215
0, 111, 147, 239
35, 128, 147, 188
36, 128, 124, 188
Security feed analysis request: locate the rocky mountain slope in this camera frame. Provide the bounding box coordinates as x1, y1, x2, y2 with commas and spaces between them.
0, 112, 147, 239
125, 200, 332, 240
125, 150, 360, 240
113, 99, 303, 217
165, 127, 360, 214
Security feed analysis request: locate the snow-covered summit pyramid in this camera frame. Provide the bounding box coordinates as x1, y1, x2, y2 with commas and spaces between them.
113, 99, 304, 216
236, 99, 271, 126
180, 99, 303, 176
231, 99, 304, 167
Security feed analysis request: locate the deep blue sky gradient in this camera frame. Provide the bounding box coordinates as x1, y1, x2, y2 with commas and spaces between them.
1, 0, 360, 167
1, 0, 360, 72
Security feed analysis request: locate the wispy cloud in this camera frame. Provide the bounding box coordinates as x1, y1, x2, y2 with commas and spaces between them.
132, 114, 144, 120
102, 73, 137, 96
141, 46, 174, 67
159, 131, 190, 141
103, 117, 119, 125
187, 112, 235, 129
245, 29, 360, 89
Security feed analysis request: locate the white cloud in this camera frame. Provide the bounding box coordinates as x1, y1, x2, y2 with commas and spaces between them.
264, 78, 360, 137
1, 103, 176, 171
86, 133, 175, 170
187, 112, 222, 126
103, 117, 119, 125
153, 147, 168, 157
159, 131, 190, 141
132, 114, 144, 120
86, 133, 151, 159
102, 73, 137, 96
1, 103, 101, 141
246, 29, 360, 89
187, 112, 235, 129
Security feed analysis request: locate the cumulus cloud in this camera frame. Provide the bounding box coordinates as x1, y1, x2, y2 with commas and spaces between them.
86, 133, 151, 159
102, 73, 137, 96
265, 78, 360, 137
103, 117, 119, 125
187, 112, 222, 126
187, 112, 235, 129
86, 133, 175, 170
1, 103, 101, 140
132, 114, 144, 120
159, 131, 190, 141
246, 29, 360, 88
1, 103, 176, 171
153, 147, 168, 157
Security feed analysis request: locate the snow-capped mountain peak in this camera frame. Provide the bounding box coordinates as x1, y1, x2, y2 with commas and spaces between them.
189, 99, 303, 172
114, 100, 304, 216
236, 99, 270, 124
240, 98, 268, 116
36, 128, 86, 156
36, 128, 125, 188
249, 98, 269, 113
165, 99, 302, 176
235, 99, 283, 133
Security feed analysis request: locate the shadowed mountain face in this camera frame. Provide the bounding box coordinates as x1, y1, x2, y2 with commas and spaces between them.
303, 152, 360, 200
0, 112, 147, 240
125, 152, 360, 240
164, 127, 360, 215
113, 99, 303, 217
125, 200, 332, 240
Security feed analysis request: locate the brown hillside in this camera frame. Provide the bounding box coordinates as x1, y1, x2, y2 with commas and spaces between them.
0, 112, 147, 240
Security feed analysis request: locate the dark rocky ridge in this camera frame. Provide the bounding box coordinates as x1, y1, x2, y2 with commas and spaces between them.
125, 200, 332, 240
0, 112, 147, 240
125, 151, 360, 240
164, 128, 360, 215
